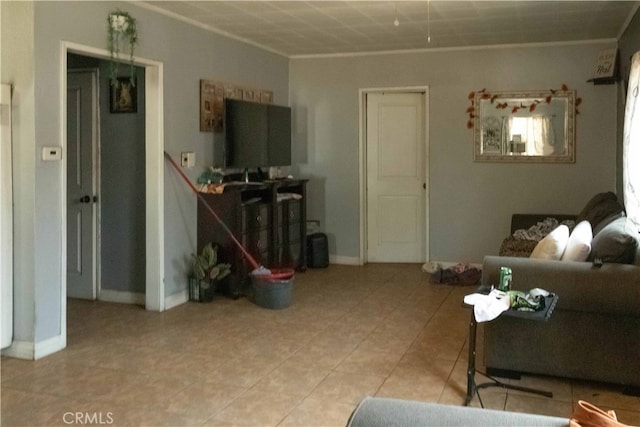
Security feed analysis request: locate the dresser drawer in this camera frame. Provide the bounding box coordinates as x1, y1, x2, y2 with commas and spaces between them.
278, 200, 301, 224
242, 203, 271, 232
242, 229, 270, 255
277, 222, 301, 244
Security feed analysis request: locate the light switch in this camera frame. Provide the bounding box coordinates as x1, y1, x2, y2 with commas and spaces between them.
181, 151, 195, 168
42, 146, 62, 161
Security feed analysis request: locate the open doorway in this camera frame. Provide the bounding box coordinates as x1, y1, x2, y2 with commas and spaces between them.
60, 42, 165, 342
66, 53, 147, 304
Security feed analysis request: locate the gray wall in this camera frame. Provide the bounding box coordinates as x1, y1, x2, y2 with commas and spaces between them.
99, 64, 146, 293
4, 0, 289, 346
1, 1, 36, 342
289, 42, 619, 264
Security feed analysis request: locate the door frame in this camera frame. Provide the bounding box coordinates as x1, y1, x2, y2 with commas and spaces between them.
60, 41, 165, 327
358, 86, 430, 266
66, 68, 100, 300
1, 83, 13, 349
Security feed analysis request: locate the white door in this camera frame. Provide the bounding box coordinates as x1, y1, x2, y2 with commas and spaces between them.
366, 92, 426, 262
67, 71, 98, 299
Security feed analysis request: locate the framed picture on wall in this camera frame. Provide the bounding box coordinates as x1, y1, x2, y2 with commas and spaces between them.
200, 80, 219, 132
200, 79, 274, 133
110, 77, 137, 113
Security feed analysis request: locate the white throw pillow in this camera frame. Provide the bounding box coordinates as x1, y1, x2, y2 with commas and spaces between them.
530, 225, 570, 260
561, 220, 593, 262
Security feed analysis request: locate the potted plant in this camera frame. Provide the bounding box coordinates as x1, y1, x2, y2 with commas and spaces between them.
190, 243, 231, 302
107, 9, 138, 88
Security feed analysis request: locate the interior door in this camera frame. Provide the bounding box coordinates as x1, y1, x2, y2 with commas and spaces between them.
366, 92, 425, 262
67, 71, 97, 299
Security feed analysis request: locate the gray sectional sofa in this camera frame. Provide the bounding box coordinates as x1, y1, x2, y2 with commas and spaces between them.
482, 195, 640, 391
483, 255, 640, 389
347, 397, 568, 427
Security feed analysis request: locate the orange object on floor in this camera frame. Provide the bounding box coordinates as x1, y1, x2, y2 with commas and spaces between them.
570, 400, 631, 427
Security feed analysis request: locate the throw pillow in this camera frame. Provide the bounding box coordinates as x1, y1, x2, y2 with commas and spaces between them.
584, 199, 625, 227
561, 220, 592, 262
589, 217, 639, 264
576, 192, 617, 222
530, 225, 570, 260
592, 211, 625, 237
499, 235, 538, 257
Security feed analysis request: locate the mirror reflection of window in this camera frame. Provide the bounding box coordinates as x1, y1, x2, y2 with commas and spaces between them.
510, 134, 525, 154
505, 116, 555, 155
473, 90, 575, 163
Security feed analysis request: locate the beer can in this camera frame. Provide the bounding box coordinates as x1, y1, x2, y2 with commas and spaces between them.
499, 267, 512, 291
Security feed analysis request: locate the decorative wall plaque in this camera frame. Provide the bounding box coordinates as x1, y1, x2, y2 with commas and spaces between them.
200, 79, 273, 132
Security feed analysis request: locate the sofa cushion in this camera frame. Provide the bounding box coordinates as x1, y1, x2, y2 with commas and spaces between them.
347, 397, 568, 427
576, 192, 624, 227
589, 217, 639, 264
561, 220, 592, 262
530, 225, 569, 260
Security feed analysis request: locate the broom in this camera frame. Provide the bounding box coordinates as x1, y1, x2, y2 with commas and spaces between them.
164, 151, 294, 280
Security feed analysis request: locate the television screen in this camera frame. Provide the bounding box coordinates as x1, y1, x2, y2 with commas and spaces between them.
224, 99, 291, 169
268, 104, 292, 166
224, 99, 269, 168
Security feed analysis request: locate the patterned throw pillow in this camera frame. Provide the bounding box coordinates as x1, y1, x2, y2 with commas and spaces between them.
499, 236, 538, 257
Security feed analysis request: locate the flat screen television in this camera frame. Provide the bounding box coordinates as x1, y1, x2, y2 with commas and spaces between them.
224, 99, 291, 169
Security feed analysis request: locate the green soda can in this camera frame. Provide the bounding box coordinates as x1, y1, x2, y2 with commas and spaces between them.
499, 267, 512, 291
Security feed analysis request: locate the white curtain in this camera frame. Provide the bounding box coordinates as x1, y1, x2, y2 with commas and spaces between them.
508, 116, 555, 155
623, 52, 640, 230
501, 118, 510, 154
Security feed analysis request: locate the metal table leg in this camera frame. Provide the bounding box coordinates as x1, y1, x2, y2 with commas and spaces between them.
465, 310, 552, 407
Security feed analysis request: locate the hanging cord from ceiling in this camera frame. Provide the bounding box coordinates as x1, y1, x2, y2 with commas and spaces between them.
427, 0, 432, 43
394, 2, 400, 27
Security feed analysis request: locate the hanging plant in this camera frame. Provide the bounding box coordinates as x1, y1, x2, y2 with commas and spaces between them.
107, 10, 138, 88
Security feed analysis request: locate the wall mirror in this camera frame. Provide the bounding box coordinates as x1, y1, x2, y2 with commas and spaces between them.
473, 90, 576, 163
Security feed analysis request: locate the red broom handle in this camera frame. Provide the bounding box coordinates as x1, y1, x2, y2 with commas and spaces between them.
164, 151, 260, 271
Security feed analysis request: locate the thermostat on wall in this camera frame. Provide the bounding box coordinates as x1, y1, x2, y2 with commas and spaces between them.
42, 146, 62, 161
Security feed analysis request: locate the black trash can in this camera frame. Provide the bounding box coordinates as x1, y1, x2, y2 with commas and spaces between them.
307, 232, 329, 268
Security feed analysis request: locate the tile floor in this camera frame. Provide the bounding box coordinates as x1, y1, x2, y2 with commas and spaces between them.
2, 264, 639, 426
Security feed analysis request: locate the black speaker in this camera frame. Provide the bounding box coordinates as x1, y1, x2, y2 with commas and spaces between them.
307, 232, 329, 268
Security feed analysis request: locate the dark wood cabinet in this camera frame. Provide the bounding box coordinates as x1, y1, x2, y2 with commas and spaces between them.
197, 179, 307, 297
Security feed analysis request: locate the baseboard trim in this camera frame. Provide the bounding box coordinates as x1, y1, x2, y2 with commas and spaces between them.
1, 340, 33, 359
165, 289, 188, 310
1, 334, 66, 360
99, 288, 189, 310
329, 255, 363, 266
99, 289, 145, 305
329, 257, 481, 269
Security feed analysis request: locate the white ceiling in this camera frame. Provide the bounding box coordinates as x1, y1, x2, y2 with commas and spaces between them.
140, 1, 640, 57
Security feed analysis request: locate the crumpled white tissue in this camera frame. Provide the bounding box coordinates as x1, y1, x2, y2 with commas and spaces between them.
463, 289, 510, 322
